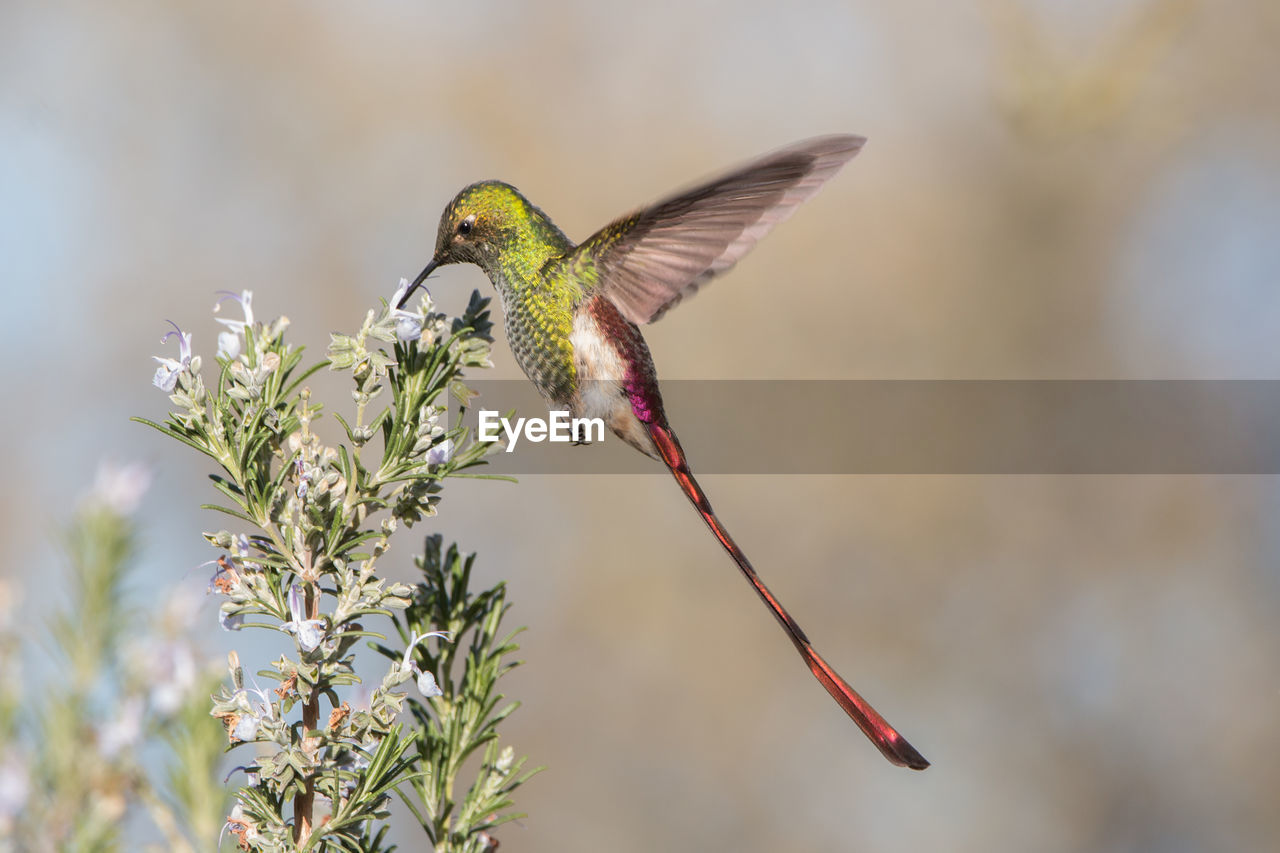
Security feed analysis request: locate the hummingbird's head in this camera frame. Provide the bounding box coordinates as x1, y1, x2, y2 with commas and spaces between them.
399, 181, 560, 308
433, 181, 526, 266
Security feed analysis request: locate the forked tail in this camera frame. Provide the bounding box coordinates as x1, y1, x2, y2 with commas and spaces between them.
647, 423, 929, 770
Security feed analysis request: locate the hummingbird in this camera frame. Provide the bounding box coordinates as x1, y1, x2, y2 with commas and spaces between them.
398, 135, 928, 770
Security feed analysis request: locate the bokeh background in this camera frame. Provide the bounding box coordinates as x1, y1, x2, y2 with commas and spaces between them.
4, 0, 1279, 850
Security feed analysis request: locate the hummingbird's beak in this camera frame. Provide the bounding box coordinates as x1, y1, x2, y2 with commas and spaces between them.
397, 258, 440, 308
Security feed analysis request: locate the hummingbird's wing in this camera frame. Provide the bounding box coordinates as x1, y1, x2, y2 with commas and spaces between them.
574, 135, 864, 325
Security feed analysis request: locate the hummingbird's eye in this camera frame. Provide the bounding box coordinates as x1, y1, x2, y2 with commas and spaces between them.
457, 217, 474, 237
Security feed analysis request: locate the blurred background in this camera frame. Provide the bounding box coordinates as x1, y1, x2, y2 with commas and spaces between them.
3, 0, 1279, 850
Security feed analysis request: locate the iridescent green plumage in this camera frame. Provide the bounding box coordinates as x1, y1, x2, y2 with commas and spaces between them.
430, 181, 582, 401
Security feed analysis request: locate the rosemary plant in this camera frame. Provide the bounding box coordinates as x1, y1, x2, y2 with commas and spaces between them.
137, 284, 535, 851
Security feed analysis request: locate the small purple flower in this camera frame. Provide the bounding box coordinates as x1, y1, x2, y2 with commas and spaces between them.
295, 458, 311, 501
426, 438, 454, 466
219, 607, 245, 632
152, 321, 192, 392
206, 557, 242, 595
220, 803, 254, 850
222, 765, 260, 787
282, 583, 325, 653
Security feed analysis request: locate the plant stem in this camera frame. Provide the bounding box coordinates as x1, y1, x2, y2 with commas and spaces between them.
293, 582, 321, 845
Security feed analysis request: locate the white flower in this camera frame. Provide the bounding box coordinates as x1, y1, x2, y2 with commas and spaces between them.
232, 685, 274, 742
214, 289, 254, 332
214, 290, 254, 358
282, 583, 326, 653
390, 278, 415, 309
293, 620, 324, 652
395, 312, 424, 342
416, 668, 443, 698
217, 330, 241, 360
390, 278, 425, 341
399, 630, 451, 698
152, 322, 192, 392
232, 713, 260, 742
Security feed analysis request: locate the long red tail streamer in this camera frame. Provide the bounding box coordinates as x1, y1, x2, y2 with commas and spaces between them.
648, 423, 929, 770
